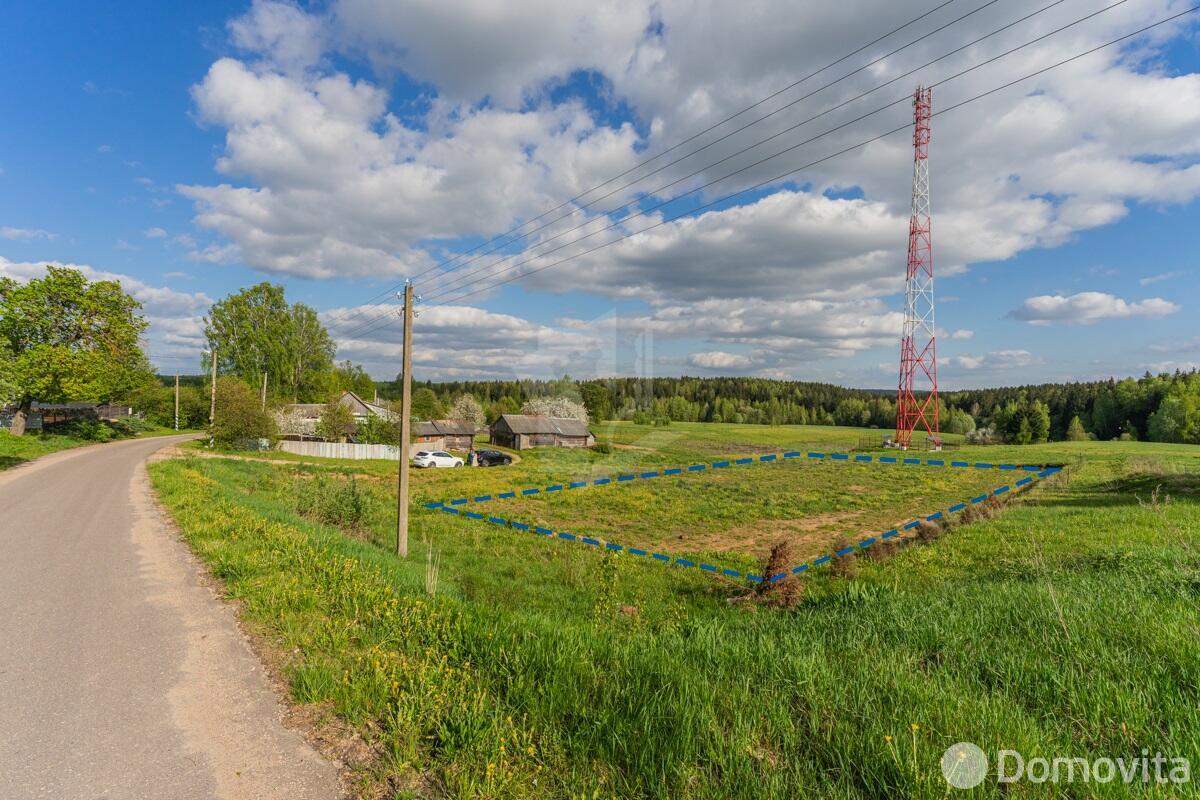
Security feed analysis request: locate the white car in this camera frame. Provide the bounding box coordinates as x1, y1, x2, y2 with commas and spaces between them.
413, 450, 464, 468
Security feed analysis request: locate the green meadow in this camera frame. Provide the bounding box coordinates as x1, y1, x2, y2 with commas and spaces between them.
150, 422, 1200, 798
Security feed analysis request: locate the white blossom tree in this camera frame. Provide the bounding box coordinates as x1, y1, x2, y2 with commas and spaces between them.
521, 396, 589, 424
449, 394, 485, 427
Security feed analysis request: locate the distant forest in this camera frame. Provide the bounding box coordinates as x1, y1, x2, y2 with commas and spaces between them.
164, 371, 1200, 445
393, 372, 1200, 445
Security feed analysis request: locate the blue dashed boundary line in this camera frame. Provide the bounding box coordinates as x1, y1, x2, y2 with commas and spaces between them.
422, 450, 1050, 511
429, 466, 1063, 584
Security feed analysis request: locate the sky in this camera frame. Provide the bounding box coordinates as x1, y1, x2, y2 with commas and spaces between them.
1, 0, 1198, 389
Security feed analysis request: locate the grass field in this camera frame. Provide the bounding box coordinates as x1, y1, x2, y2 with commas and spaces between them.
0, 425, 183, 470
0, 429, 94, 470
150, 422, 1200, 798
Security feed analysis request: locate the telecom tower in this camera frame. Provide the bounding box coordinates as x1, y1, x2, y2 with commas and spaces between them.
894, 86, 940, 450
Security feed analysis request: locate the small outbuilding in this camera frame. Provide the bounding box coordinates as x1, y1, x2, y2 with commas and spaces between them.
489, 414, 594, 450
414, 419, 478, 451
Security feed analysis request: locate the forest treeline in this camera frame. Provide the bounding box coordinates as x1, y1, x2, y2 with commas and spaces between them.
394, 372, 1200, 445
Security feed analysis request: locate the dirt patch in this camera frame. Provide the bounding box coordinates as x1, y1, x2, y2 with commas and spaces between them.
687, 512, 865, 560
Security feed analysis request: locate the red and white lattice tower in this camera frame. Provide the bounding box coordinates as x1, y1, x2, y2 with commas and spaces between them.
894, 86, 940, 451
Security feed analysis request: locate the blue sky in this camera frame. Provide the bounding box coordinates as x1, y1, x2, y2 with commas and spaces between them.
2, 0, 1198, 387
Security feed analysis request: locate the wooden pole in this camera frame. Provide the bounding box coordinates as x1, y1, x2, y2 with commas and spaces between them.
174, 372, 180, 431
396, 283, 414, 558
209, 349, 217, 427
261, 371, 268, 411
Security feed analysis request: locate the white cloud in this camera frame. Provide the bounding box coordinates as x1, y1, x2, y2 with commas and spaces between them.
0, 227, 56, 241
144, 227, 168, 239
180, 57, 640, 278
335, 0, 651, 106
1142, 360, 1200, 373
170, 0, 1200, 377
184, 1, 1200, 295
945, 329, 974, 340
323, 302, 610, 379
945, 349, 1042, 370
1010, 291, 1180, 325
1139, 270, 1186, 285
229, 0, 327, 74
687, 351, 757, 370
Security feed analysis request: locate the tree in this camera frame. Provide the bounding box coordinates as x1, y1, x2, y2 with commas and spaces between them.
330, 359, 375, 399
315, 401, 356, 442
0, 266, 153, 435
522, 396, 589, 423
355, 413, 402, 445
411, 387, 444, 421
449, 394, 485, 427
211, 377, 276, 447
204, 283, 335, 403
579, 383, 612, 422
486, 396, 519, 424
274, 406, 316, 439
944, 407, 976, 436
832, 398, 870, 427
1065, 415, 1089, 441
1147, 379, 1200, 443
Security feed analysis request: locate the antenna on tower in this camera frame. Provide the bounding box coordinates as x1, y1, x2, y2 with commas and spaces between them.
894, 86, 940, 451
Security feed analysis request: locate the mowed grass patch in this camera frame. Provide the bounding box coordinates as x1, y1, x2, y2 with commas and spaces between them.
479, 458, 1010, 563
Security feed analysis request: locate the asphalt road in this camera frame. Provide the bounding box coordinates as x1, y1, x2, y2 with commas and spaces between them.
0, 436, 342, 800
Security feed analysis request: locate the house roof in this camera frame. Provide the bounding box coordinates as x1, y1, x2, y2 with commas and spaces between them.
495, 414, 591, 436
430, 419, 477, 436
414, 419, 476, 437
283, 391, 396, 420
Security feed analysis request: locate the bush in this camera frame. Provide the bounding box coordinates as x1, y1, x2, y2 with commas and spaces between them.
591, 442, 613, 454
631, 410, 652, 425
293, 474, 365, 531
43, 418, 122, 441
108, 416, 157, 436
211, 377, 276, 447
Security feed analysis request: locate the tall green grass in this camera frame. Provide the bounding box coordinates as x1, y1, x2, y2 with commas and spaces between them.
150, 428, 1200, 798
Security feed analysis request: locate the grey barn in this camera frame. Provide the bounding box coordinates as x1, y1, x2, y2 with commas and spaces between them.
489, 414, 594, 450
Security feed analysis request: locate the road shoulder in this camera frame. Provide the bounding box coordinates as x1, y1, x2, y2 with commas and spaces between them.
133, 450, 346, 800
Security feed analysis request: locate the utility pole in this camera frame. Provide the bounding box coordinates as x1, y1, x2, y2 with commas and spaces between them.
174, 372, 180, 431
209, 348, 217, 427
261, 371, 268, 411
396, 282, 415, 558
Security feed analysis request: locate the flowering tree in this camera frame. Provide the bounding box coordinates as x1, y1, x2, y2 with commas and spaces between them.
449, 394, 485, 427
521, 396, 589, 424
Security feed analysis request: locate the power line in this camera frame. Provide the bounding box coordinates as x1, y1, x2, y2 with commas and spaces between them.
413, 0, 1006, 287
416, 0, 1087, 306
415, 5, 1199, 314
337, 0, 1063, 342
342, 0, 1151, 342
323, 0, 970, 333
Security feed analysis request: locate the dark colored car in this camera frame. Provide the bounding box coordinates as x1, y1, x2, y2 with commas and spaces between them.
475, 449, 513, 467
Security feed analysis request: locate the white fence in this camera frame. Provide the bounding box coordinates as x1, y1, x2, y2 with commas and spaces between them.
278, 440, 405, 461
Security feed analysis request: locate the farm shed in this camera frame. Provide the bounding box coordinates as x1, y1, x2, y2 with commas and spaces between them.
414, 419, 477, 450
489, 414, 594, 450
